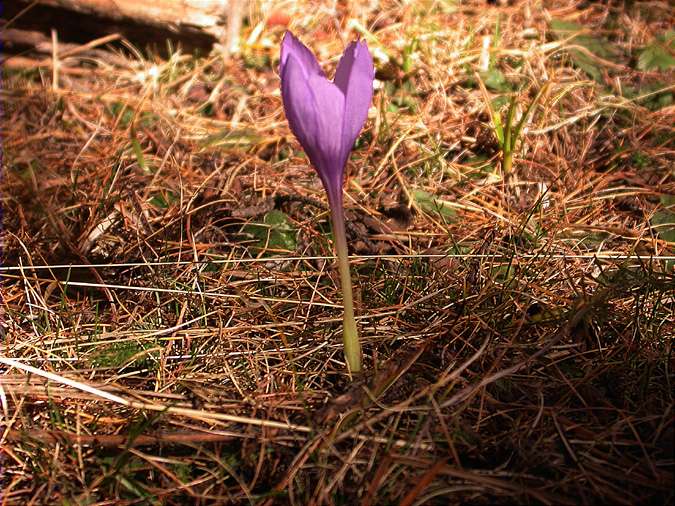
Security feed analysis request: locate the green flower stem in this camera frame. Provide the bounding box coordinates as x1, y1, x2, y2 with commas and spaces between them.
329, 203, 361, 373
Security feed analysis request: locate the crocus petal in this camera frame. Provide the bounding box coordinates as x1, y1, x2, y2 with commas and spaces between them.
334, 40, 374, 155
280, 53, 320, 162
280, 31, 324, 80
306, 74, 346, 191
281, 53, 346, 196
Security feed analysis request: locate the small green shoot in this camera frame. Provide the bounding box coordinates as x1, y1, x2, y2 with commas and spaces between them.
479, 77, 550, 174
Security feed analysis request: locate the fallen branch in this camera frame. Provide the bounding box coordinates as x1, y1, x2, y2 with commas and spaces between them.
15, 0, 244, 52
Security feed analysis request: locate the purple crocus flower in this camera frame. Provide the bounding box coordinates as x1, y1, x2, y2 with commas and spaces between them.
280, 31, 374, 206
279, 32, 374, 373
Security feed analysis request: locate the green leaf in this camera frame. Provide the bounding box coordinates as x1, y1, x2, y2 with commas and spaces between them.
401, 38, 418, 74
661, 195, 675, 207
550, 19, 619, 81
149, 191, 177, 209
510, 82, 550, 151
480, 68, 511, 92
106, 101, 134, 127
490, 263, 515, 284
200, 129, 263, 149
243, 210, 297, 252
463, 155, 496, 178
412, 189, 457, 220
91, 341, 153, 368
637, 31, 675, 71
130, 134, 150, 173
622, 81, 674, 110
491, 95, 510, 111
242, 51, 271, 70
652, 196, 675, 243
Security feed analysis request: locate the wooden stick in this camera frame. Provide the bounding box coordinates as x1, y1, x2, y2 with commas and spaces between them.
1, 55, 93, 75
1, 29, 126, 67
51, 28, 59, 91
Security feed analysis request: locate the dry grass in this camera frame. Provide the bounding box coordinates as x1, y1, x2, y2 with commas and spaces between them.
1, 0, 674, 504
